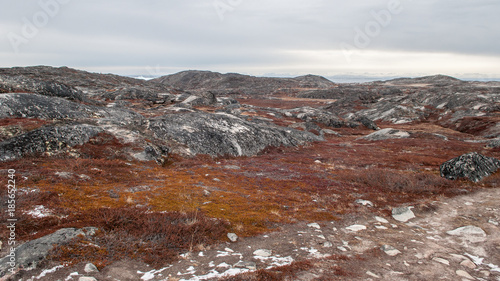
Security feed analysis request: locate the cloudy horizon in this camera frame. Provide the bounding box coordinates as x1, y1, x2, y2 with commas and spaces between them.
1, 0, 499, 80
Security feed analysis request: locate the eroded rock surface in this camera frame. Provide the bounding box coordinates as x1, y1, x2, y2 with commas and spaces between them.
148, 111, 322, 157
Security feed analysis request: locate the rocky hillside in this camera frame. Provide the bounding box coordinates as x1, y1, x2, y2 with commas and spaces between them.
0, 66, 499, 280
151, 70, 336, 95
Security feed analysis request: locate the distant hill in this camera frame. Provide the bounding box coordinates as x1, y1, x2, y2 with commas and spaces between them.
151, 70, 335, 95
383, 74, 463, 85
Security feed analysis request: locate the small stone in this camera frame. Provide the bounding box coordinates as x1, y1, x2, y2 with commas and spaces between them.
432, 257, 450, 265
234, 261, 257, 270
366, 271, 380, 278
84, 263, 99, 273
224, 247, 234, 253
488, 219, 499, 226
456, 270, 474, 280
227, 233, 238, 242
307, 223, 321, 229
480, 270, 490, 277
375, 216, 389, 224
381, 245, 401, 257
337, 246, 348, 252
253, 249, 272, 257
460, 259, 477, 269
346, 225, 367, 232
355, 199, 374, 207
392, 207, 415, 222
79, 277, 98, 281
375, 225, 388, 230
323, 242, 333, 248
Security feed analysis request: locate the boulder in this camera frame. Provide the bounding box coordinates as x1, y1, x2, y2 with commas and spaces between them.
440, 152, 500, 182
0, 228, 97, 277
148, 111, 322, 157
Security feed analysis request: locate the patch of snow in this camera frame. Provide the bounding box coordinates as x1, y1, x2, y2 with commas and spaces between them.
31, 265, 64, 280
254, 255, 295, 268
64, 272, 80, 281
26, 205, 52, 218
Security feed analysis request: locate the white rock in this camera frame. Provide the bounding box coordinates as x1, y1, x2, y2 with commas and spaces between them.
307, 223, 321, 229
323, 242, 333, 248
79, 277, 97, 281
375, 225, 388, 230
432, 257, 450, 265
346, 225, 367, 232
447, 226, 487, 242
366, 271, 381, 278
381, 245, 401, 257
253, 249, 272, 257
447, 226, 486, 236
227, 233, 238, 242
84, 263, 99, 273
392, 207, 415, 222
460, 259, 477, 269
456, 270, 474, 280
355, 199, 374, 207
375, 216, 389, 224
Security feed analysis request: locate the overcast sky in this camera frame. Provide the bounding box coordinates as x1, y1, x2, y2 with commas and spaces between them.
1, 0, 499, 78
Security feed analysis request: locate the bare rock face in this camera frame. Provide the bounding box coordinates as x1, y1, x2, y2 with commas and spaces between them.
0, 124, 104, 161
440, 152, 500, 182
360, 128, 410, 141
147, 111, 323, 157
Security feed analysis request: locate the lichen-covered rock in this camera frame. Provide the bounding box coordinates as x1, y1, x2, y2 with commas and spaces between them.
0, 75, 85, 101
0, 93, 143, 124
0, 228, 96, 277
148, 112, 323, 157
0, 124, 104, 161
360, 128, 410, 141
440, 152, 500, 182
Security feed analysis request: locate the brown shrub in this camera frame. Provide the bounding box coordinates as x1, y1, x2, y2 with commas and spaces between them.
48, 207, 229, 268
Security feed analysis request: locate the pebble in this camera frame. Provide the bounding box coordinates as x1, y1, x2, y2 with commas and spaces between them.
456, 270, 474, 280
432, 257, 450, 265
323, 242, 333, 248
253, 249, 272, 257
460, 259, 477, 269
227, 233, 238, 242
375, 216, 389, 224
392, 207, 415, 222
366, 271, 381, 278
